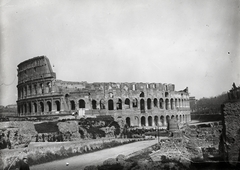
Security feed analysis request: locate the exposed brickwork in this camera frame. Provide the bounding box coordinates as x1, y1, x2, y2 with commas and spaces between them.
17, 56, 191, 127
221, 101, 240, 165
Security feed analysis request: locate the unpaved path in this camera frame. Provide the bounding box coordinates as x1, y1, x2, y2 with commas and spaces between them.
31, 139, 158, 170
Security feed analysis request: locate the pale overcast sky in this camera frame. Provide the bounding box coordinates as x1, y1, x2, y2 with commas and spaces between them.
0, 0, 239, 106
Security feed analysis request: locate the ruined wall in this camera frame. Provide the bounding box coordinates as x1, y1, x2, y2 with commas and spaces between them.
221, 101, 240, 165
16, 56, 191, 127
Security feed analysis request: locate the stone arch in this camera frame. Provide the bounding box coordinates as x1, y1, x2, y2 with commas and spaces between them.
117, 99, 122, 110
166, 115, 170, 126
28, 102, 31, 113
70, 100, 76, 110
55, 100, 60, 111
47, 101, 52, 112
141, 116, 146, 126
126, 117, 131, 127
92, 100, 97, 109
147, 98, 152, 110
132, 98, 138, 108
135, 116, 139, 126
165, 99, 169, 110
140, 91, 144, 97
34, 102, 37, 113
125, 98, 130, 109
40, 102, 44, 113
154, 116, 158, 126
175, 99, 178, 109
140, 99, 145, 112
159, 98, 164, 109
170, 98, 174, 110
160, 116, 164, 126
148, 116, 153, 126
154, 98, 158, 107
23, 103, 27, 114
108, 99, 114, 110
79, 99, 85, 108
100, 99, 105, 109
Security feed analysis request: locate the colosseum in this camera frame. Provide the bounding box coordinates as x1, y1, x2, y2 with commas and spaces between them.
17, 56, 191, 127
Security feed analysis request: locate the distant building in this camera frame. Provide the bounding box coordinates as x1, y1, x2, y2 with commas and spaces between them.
16, 56, 191, 127
5, 104, 17, 109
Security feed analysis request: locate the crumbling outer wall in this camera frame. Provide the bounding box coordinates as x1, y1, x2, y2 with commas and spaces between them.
222, 101, 240, 165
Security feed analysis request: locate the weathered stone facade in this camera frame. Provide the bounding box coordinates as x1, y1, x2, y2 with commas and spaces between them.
17, 56, 191, 127
221, 100, 240, 165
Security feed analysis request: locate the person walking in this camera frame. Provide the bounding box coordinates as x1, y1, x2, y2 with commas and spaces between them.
19, 157, 30, 170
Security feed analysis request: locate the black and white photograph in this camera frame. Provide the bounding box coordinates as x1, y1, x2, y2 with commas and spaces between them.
0, 0, 240, 169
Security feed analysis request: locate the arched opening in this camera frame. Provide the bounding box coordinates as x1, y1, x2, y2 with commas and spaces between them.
40, 102, 44, 113
70, 100, 76, 110
154, 116, 158, 126
34, 103, 37, 113
170, 99, 174, 110
180, 115, 182, 123
126, 117, 131, 127
141, 116, 146, 126
148, 116, 153, 126
154, 98, 158, 107
166, 115, 170, 129
108, 99, 114, 110
79, 99, 85, 108
140, 92, 144, 97
125, 98, 130, 109
92, 100, 97, 109
160, 116, 164, 126
175, 99, 178, 109
100, 99, 105, 109
159, 98, 164, 109
117, 99, 122, 110
23, 104, 27, 114
183, 115, 185, 123
147, 98, 151, 110
28, 103, 31, 113
132, 98, 138, 108
140, 99, 145, 112
171, 115, 174, 119
47, 101, 52, 112
29, 86, 32, 95
179, 99, 181, 108
135, 117, 139, 126
176, 115, 179, 121
182, 99, 184, 108
165, 99, 169, 110
55, 101, 60, 111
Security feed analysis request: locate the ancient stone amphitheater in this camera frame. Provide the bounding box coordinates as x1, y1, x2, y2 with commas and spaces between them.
17, 56, 191, 127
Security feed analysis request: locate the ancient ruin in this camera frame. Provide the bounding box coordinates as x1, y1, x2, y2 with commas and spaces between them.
17, 56, 191, 127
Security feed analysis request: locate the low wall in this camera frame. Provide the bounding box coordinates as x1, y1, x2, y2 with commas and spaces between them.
0, 138, 142, 170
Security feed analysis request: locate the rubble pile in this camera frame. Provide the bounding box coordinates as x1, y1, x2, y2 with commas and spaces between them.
183, 123, 221, 148
150, 137, 203, 166
0, 121, 37, 149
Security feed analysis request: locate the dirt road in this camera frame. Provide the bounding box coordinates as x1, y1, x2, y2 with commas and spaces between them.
31, 139, 158, 170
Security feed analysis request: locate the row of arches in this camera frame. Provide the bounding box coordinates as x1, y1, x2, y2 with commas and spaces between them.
125, 114, 191, 127
69, 97, 190, 111
18, 81, 52, 99
18, 100, 61, 115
